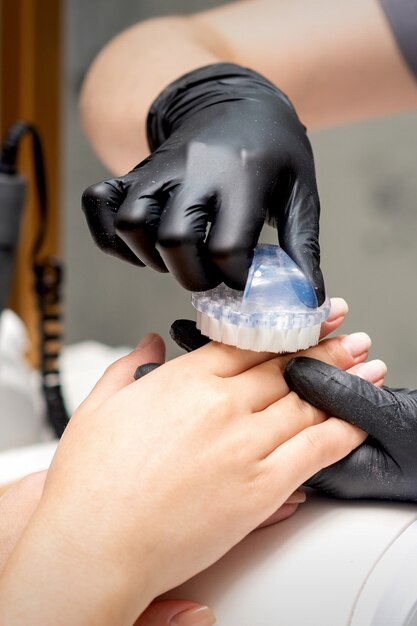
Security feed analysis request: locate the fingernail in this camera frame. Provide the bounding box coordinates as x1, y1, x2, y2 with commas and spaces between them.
286, 491, 307, 505
135, 333, 158, 350
171, 606, 216, 626
341, 332, 371, 357
356, 359, 387, 381
330, 298, 349, 318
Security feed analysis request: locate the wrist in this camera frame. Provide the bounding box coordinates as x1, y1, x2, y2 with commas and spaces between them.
0, 503, 155, 625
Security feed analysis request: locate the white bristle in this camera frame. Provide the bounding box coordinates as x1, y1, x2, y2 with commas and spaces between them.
196, 311, 321, 353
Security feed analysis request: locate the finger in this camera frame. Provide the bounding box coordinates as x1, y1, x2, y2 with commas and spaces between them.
257, 490, 307, 528
279, 176, 325, 306
305, 442, 399, 500
347, 359, 387, 388
280, 331, 372, 370
250, 358, 384, 457
229, 357, 288, 411
253, 391, 329, 457
133, 601, 216, 626
157, 185, 220, 291
284, 357, 396, 443
319, 316, 345, 340
232, 332, 372, 412
115, 191, 168, 273
82, 180, 144, 266
170, 320, 211, 353
319, 298, 349, 339
257, 502, 300, 528
186, 338, 276, 378
79, 334, 165, 414
265, 416, 366, 498
206, 180, 265, 290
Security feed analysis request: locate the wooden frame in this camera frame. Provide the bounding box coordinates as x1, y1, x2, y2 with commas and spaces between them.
0, 0, 61, 364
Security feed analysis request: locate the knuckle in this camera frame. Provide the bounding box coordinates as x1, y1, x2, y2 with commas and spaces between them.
196, 376, 241, 419
82, 180, 126, 228
103, 357, 125, 378
207, 240, 247, 262
82, 181, 117, 209
302, 427, 326, 460
115, 205, 146, 233
321, 339, 348, 369
157, 226, 199, 249
207, 381, 235, 415
250, 461, 281, 502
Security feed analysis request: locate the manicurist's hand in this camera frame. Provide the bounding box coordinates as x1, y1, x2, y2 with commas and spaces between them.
285, 358, 417, 502
0, 328, 383, 625
82, 63, 324, 303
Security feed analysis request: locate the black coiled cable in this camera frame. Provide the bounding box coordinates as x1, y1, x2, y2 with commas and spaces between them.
1, 121, 69, 437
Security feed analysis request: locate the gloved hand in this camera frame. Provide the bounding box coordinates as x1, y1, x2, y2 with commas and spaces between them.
133, 322, 205, 379
284, 357, 417, 502
82, 63, 324, 303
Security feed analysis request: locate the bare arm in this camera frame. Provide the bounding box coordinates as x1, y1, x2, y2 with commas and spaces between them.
80, 0, 417, 174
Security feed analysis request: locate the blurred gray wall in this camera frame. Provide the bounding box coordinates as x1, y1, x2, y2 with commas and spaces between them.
63, 0, 417, 387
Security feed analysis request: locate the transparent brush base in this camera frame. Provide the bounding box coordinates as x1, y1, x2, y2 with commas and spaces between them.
192, 245, 330, 353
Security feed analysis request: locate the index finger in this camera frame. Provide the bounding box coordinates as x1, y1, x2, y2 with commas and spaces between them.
185, 339, 276, 377
82, 180, 144, 266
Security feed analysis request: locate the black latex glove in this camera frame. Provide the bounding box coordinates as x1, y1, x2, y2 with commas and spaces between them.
82, 63, 324, 303
170, 319, 210, 353
284, 357, 417, 502
133, 322, 206, 385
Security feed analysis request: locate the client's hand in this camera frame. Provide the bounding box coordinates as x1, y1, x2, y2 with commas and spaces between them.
0, 479, 217, 626
0, 328, 383, 626
0, 471, 46, 572
0, 335, 217, 626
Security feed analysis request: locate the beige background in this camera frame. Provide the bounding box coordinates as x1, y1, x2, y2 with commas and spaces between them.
63, 0, 417, 387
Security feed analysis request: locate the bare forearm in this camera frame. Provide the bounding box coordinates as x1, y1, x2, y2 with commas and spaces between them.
199, 0, 417, 128
0, 506, 151, 626
81, 0, 417, 174
80, 16, 229, 173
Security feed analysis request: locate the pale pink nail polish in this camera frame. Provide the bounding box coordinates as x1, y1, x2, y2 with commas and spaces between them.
329, 298, 349, 318
356, 359, 387, 381
341, 332, 371, 358
170, 606, 216, 626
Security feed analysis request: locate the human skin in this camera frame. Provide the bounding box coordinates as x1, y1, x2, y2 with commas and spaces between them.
0, 465, 302, 626
80, 0, 417, 173
0, 314, 386, 625
0, 337, 302, 626
0, 297, 351, 575
0, 299, 351, 623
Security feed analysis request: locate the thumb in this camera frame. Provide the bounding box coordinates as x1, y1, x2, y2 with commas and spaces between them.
279, 178, 325, 306
134, 600, 216, 626
284, 357, 396, 442
80, 333, 165, 413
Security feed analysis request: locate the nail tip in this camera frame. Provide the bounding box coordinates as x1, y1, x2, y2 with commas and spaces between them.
170, 606, 216, 626
331, 297, 349, 313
